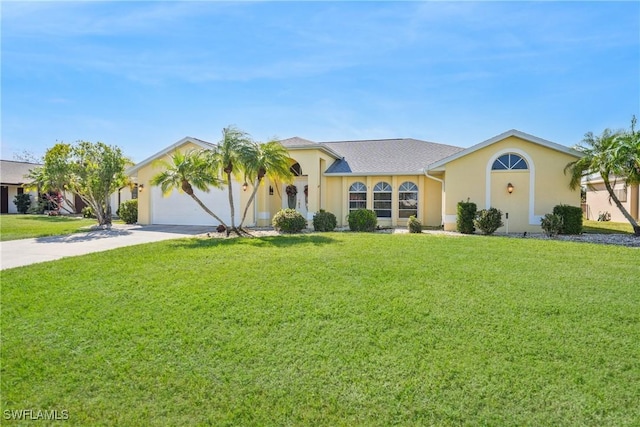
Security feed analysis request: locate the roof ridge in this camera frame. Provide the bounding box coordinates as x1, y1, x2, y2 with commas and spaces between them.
322, 138, 411, 143
0, 159, 42, 165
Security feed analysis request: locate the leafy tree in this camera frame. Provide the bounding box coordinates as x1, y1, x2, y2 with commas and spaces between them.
151, 150, 228, 227
238, 140, 293, 229
28, 141, 128, 226
71, 142, 128, 226
565, 119, 640, 236
27, 143, 77, 214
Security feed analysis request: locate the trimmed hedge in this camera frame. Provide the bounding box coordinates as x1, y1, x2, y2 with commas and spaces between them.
347, 209, 377, 232
13, 193, 31, 214
313, 210, 337, 232
117, 199, 138, 224
474, 208, 504, 235
457, 201, 477, 234
553, 204, 583, 235
541, 213, 563, 237
408, 215, 422, 233
272, 209, 306, 233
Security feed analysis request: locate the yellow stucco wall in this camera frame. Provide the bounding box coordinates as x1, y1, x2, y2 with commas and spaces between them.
442, 136, 581, 233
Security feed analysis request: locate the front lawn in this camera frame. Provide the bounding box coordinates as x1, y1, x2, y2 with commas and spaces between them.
583, 219, 635, 234
0, 215, 98, 241
2, 233, 638, 425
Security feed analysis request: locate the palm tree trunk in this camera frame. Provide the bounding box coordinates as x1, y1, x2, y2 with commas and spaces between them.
189, 193, 228, 229
239, 178, 261, 229
226, 171, 240, 236
603, 178, 640, 236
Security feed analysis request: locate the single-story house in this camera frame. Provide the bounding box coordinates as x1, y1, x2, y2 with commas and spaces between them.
583, 174, 639, 222
127, 129, 583, 233
0, 160, 40, 214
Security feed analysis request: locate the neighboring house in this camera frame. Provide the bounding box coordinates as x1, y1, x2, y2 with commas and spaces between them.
0, 160, 40, 214
0, 159, 131, 215
583, 174, 639, 222
126, 130, 583, 233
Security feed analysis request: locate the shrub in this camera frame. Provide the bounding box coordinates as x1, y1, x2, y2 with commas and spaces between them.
474, 208, 504, 235
28, 199, 46, 214
313, 209, 337, 232
347, 209, 377, 232
13, 193, 32, 214
82, 206, 95, 219
408, 215, 422, 233
117, 199, 138, 224
272, 209, 307, 233
553, 204, 583, 234
541, 213, 563, 237
457, 200, 477, 234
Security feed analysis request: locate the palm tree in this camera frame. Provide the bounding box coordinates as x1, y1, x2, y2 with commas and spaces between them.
151, 150, 228, 228
614, 116, 640, 185
205, 126, 252, 236
238, 140, 294, 229
565, 127, 640, 236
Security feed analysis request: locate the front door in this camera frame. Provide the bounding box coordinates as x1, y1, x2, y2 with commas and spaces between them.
1, 186, 8, 214
283, 177, 308, 219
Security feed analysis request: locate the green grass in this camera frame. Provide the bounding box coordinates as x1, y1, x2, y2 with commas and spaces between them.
0, 215, 98, 241
2, 233, 639, 426
583, 219, 635, 234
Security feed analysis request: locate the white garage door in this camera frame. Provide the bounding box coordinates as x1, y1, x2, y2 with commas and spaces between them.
151, 185, 240, 226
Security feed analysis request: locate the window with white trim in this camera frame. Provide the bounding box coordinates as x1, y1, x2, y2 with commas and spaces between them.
373, 182, 392, 218
615, 187, 628, 202
398, 181, 418, 218
492, 153, 528, 170
349, 182, 367, 212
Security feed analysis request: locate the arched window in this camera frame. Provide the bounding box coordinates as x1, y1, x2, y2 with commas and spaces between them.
373, 182, 392, 218
349, 182, 367, 212
492, 153, 528, 170
398, 181, 418, 218
290, 162, 303, 176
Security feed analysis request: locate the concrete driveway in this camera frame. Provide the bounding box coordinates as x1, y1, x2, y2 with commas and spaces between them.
0, 224, 214, 270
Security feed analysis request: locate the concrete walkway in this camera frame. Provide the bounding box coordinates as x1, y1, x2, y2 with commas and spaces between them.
0, 224, 213, 270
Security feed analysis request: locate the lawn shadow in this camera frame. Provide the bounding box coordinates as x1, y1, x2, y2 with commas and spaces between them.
35, 228, 133, 243
170, 233, 339, 249
14, 215, 87, 223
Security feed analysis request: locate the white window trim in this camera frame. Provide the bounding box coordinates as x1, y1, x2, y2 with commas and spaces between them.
485, 149, 540, 225
398, 181, 418, 218
373, 182, 392, 218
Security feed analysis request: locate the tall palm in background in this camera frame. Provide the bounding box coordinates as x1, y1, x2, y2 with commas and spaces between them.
151, 150, 228, 228
614, 116, 640, 186
565, 124, 640, 236
239, 140, 293, 229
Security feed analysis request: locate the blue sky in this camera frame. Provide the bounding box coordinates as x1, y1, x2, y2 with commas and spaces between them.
2, 1, 639, 163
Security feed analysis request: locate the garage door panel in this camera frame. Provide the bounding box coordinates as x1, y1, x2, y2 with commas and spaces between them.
151, 186, 239, 226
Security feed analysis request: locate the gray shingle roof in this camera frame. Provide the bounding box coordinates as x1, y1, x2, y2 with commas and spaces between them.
279, 137, 319, 148
321, 138, 464, 174
0, 160, 41, 185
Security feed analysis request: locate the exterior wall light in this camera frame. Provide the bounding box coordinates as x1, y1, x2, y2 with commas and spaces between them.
269, 186, 274, 195
138, 184, 144, 192
507, 183, 514, 194
242, 182, 248, 192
